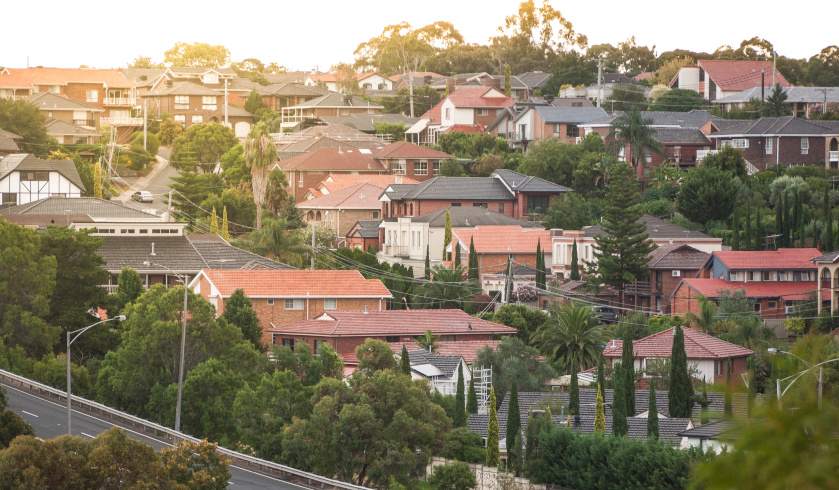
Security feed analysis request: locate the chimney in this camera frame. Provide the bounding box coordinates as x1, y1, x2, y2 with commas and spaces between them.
150, 242, 156, 256
482, 77, 501, 90
445, 78, 456, 94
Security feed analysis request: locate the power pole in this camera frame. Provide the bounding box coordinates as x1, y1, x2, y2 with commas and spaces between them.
761, 70, 765, 102
223, 77, 229, 127
310, 223, 316, 270
596, 58, 603, 108
771, 52, 776, 89
143, 98, 148, 151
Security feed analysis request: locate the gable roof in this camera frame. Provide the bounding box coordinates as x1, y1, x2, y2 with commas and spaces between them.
516, 71, 552, 89
374, 141, 452, 160
453, 226, 551, 254
527, 105, 608, 124
653, 127, 710, 145
647, 244, 710, 270
347, 219, 381, 238
714, 86, 839, 105
197, 268, 391, 298
708, 116, 839, 137
678, 278, 817, 302
186, 234, 290, 270
492, 169, 572, 194
28, 92, 103, 112
0, 154, 85, 191
411, 206, 542, 228
45, 119, 100, 137
150, 81, 220, 96
270, 309, 515, 337
404, 350, 463, 378
277, 147, 387, 172
388, 176, 513, 201
602, 327, 753, 360
319, 113, 418, 133
298, 182, 383, 210
447, 86, 514, 109
697, 59, 790, 91
289, 93, 384, 109
582, 109, 716, 129
0, 67, 132, 89
712, 248, 820, 270
309, 173, 416, 199
0, 196, 159, 220
0, 130, 21, 153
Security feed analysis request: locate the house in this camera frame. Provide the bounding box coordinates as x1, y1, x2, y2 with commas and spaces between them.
0, 154, 85, 205
190, 268, 392, 345
144, 81, 252, 136
426, 73, 530, 101
273, 124, 386, 161
648, 244, 711, 314
551, 215, 723, 279
713, 86, 839, 118
812, 250, 839, 314
704, 248, 820, 282
602, 327, 754, 384
304, 173, 417, 201
275, 147, 390, 202
298, 182, 385, 238
708, 116, 839, 170
304, 71, 393, 93
516, 71, 552, 93
558, 73, 651, 102
280, 93, 384, 131
411, 85, 515, 144
508, 105, 608, 147
670, 59, 789, 102
389, 72, 444, 91
396, 350, 471, 396
345, 220, 382, 251
267, 309, 516, 362
0, 195, 163, 226
381, 168, 571, 221
372, 141, 453, 181
319, 113, 418, 134
228, 78, 324, 112
378, 206, 541, 276
0, 129, 22, 156
45, 120, 100, 145
388, 339, 500, 365
28, 92, 103, 130
679, 420, 735, 454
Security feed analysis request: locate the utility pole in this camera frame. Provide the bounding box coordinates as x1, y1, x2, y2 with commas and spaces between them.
310, 223, 316, 270
143, 98, 148, 151
596, 58, 603, 108
771, 52, 776, 89
223, 78, 229, 127
761, 70, 765, 102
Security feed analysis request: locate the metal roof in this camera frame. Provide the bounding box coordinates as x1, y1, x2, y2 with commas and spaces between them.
0, 154, 86, 192
0, 196, 157, 220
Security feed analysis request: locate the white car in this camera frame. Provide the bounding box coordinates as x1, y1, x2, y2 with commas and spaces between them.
131, 191, 154, 203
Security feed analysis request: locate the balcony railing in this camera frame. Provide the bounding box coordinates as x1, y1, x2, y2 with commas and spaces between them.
383, 244, 410, 258
696, 149, 718, 162
830, 151, 839, 163
103, 96, 137, 106
101, 116, 143, 126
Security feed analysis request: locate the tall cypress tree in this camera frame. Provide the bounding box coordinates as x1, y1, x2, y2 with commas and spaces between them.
210, 206, 219, 234
504, 254, 514, 303
486, 388, 500, 467
454, 240, 461, 268
700, 377, 710, 424
596, 356, 606, 396
647, 379, 659, 440
535, 239, 545, 289
443, 209, 452, 260
621, 329, 636, 416
612, 362, 628, 436
594, 386, 606, 433
468, 237, 479, 281
506, 383, 521, 474
744, 202, 752, 250
668, 326, 694, 417
467, 376, 478, 414
221, 206, 230, 240
569, 365, 580, 416
724, 360, 733, 416
755, 206, 764, 250
454, 364, 466, 426
570, 238, 580, 280
400, 344, 411, 375
424, 245, 431, 280
731, 214, 740, 250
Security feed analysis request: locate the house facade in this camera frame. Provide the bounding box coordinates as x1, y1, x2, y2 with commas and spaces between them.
510, 106, 607, 148
298, 182, 384, 239
345, 220, 382, 251
280, 93, 384, 130
670, 59, 789, 102
413, 85, 515, 144
713, 86, 839, 118
648, 244, 711, 314
0, 154, 85, 205
275, 147, 390, 202
373, 141, 453, 182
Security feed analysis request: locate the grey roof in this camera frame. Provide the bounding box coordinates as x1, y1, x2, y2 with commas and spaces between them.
708, 116, 839, 137
648, 244, 710, 269
168, 66, 236, 77
45, 119, 99, 137
230, 79, 324, 98
349, 219, 381, 238
0, 129, 22, 140
812, 251, 839, 264
0, 154, 85, 191
187, 234, 291, 270
396, 177, 513, 201
0, 131, 20, 152
28, 92, 103, 112
653, 127, 711, 145
492, 169, 572, 194
528, 105, 608, 124
678, 419, 735, 440
319, 113, 418, 133
585, 215, 713, 239
290, 93, 383, 109
711, 118, 755, 133
516, 71, 552, 90
714, 86, 839, 104
411, 206, 542, 228
150, 81, 220, 96
405, 350, 462, 378
121, 68, 166, 85
0, 196, 158, 220
584, 110, 715, 129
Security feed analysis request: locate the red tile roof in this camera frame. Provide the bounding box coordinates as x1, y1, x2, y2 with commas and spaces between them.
277, 148, 387, 172
269, 309, 516, 337
198, 269, 392, 298
308, 173, 416, 199
388, 339, 500, 364
297, 182, 383, 210
677, 278, 817, 301
374, 141, 452, 160
420, 86, 514, 124
712, 248, 820, 271
602, 327, 753, 360
698, 60, 790, 91
0, 67, 132, 88
453, 226, 551, 254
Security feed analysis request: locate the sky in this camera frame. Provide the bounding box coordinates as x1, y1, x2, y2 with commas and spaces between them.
1, 0, 837, 70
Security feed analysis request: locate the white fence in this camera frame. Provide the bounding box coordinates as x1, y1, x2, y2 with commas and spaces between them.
428, 457, 545, 490
0, 368, 369, 490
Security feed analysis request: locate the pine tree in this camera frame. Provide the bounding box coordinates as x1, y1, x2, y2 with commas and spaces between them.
486, 388, 500, 467
506, 383, 521, 474
509, 434, 523, 476
612, 362, 628, 436
621, 329, 635, 416
596, 356, 606, 397
443, 209, 452, 261
454, 364, 466, 427
731, 214, 740, 250
467, 376, 478, 414
209, 206, 219, 234
594, 386, 606, 433
668, 326, 695, 417
535, 239, 545, 289
424, 245, 431, 280
569, 365, 580, 416
400, 344, 411, 376
504, 64, 512, 97
724, 360, 733, 416
454, 240, 461, 268
647, 379, 659, 440
468, 237, 479, 281
700, 377, 710, 424
221, 206, 230, 240
570, 238, 580, 280
504, 254, 514, 303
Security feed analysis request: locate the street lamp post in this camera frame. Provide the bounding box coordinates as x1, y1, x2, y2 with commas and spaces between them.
143, 260, 189, 432
67, 315, 126, 435
769, 348, 837, 409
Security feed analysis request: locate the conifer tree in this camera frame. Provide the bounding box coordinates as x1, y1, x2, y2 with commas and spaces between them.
724, 360, 733, 415
744, 202, 752, 250
621, 329, 635, 416
731, 214, 740, 250
210, 206, 219, 234
569, 366, 580, 416
506, 383, 521, 472
596, 355, 606, 397
647, 379, 659, 440
221, 206, 230, 240
504, 254, 514, 302
570, 238, 580, 280
424, 245, 431, 280
400, 344, 411, 375
443, 209, 452, 260
93, 162, 103, 198
468, 237, 479, 281
504, 64, 512, 97
668, 326, 694, 417
454, 240, 461, 268
454, 364, 466, 427
486, 388, 499, 467
700, 377, 710, 424
612, 362, 628, 436
467, 376, 478, 414
594, 386, 606, 433
755, 206, 764, 249
535, 239, 545, 289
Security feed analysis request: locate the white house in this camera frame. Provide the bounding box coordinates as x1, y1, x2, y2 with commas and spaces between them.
0, 153, 85, 206
400, 349, 471, 396
357, 73, 393, 91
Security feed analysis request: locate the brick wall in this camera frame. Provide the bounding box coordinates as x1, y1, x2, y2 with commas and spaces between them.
411, 200, 513, 217
302, 208, 380, 237
714, 136, 829, 170
651, 268, 705, 313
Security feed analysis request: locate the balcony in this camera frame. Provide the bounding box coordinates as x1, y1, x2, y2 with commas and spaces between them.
696, 149, 718, 162
383, 244, 410, 258
103, 96, 137, 106
830, 151, 839, 163
100, 116, 143, 126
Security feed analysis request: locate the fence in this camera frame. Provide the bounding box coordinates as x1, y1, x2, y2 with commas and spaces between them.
0, 368, 368, 490
428, 457, 545, 490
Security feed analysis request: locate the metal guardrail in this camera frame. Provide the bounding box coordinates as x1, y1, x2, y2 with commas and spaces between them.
0, 368, 368, 490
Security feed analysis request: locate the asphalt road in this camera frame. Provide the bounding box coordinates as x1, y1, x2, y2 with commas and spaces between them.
3, 384, 303, 490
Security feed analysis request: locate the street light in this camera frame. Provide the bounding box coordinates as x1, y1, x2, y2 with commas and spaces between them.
143, 259, 189, 432
67, 315, 126, 435
769, 347, 838, 409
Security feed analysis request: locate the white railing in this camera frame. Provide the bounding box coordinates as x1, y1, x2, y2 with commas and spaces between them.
383, 244, 410, 258
104, 97, 137, 106
101, 116, 143, 126
696, 149, 718, 162
830, 151, 839, 163
0, 368, 369, 490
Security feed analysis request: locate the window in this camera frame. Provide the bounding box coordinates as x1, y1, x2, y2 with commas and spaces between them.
21, 171, 49, 181
173, 114, 186, 124
191, 115, 203, 124
433, 161, 441, 175
498, 202, 504, 214
372, 210, 380, 219
476, 108, 489, 116
753, 302, 761, 313
86, 90, 98, 102
267, 298, 275, 305
313, 339, 323, 354
73, 110, 90, 125
282, 338, 295, 349
450, 202, 462, 207
284, 299, 304, 310
298, 173, 304, 187
385, 336, 400, 343
527, 195, 549, 214
174, 95, 189, 109
553, 124, 562, 135
765, 137, 773, 155
323, 298, 337, 310
444, 107, 452, 120
671, 270, 681, 277
472, 202, 488, 208
202, 96, 217, 111
566, 124, 579, 137
48, 85, 60, 94
392, 160, 407, 175
767, 300, 777, 309
1, 193, 17, 205
414, 160, 428, 176
723, 138, 749, 149
762, 271, 770, 281
801, 137, 809, 154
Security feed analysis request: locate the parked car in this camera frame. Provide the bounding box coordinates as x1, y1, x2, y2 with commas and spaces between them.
592, 305, 618, 323
131, 191, 154, 203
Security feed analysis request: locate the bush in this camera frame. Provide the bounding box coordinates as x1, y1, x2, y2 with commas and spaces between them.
428, 462, 476, 490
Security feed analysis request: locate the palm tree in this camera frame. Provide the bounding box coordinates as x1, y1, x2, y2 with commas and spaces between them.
423, 265, 474, 309
609, 109, 661, 180
243, 121, 278, 229
238, 216, 308, 266
535, 302, 606, 373
416, 330, 437, 352
686, 296, 717, 333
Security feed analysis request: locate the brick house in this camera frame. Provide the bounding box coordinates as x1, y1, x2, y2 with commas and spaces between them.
228, 78, 324, 111
510, 105, 607, 148
304, 173, 417, 201
276, 147, 390, 202
0, 154, 85, 205
671, 278, 817, 322
708, 117, 839, 170
280, 93, 384, 130
298, 182, 385, 239
189, 269, 392, 345
266, 309, 516, 361
669, 59, 789, 102
144, 81, 252, 133
345, 220, 382, 251
417, 85, 515, 144
648, 244, 711, 314
714, 86, 839, 118
602, 327, 754, 384
373, 141, 453, 182
28, 92, 103, 130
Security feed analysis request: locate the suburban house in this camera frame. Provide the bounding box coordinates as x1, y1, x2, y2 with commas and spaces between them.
703, 248, 820, 282
280, 93, 384, 131
378, 206, 541, 276
679, 420, 735, 454
45, 120, 100, 145
812, 250, 839, 314
713, 86, 839, 118
0, 130, 23, 156
551, 215, 723, 279
0, 195, 164, 228
671, 279, 817, 323
426, 73, 530, 100
144, 81, 252, 136
669, 59, 790, 102
396, 350, 471, 396
648, 244, 711, 314
189, 268, 392, 345
28, 92, 103, 131
380, 169, 571, 221
304, 173, 417, 201
372, 141, 453, 181
229, 78, 324, 111
275, 147, 390, 202
304, 71, 394, 93
388, 339, 500, 366
411, 85, 514, 144
345, 220, 382, 251
319, 113, 418, 134
273, 124, 386, 161
299, 182, 385, 239
267, 309, 516, 362
558, 72, 651, 102
508, 105, 607, 148
708, 116, 839, 170
516, 71, 552, 93
0, 154, 85, 205
602, 327, 754, 384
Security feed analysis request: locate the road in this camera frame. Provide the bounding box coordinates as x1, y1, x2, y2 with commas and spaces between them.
117, 149, 181, 216
3, 384, 302, 489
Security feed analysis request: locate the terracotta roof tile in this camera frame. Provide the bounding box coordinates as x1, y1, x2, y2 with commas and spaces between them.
0, 67, 132, 88
678, 278, 817, 302
602, 327, 753, 360
374, 141, 452, 160
308, 173, 416, 199
712, 248, 820, 270
697, 60, 790, 91
297, 182, 383, 210
200, 269, 392, 298
453, 226, 551, 254
277, 147, 387, 172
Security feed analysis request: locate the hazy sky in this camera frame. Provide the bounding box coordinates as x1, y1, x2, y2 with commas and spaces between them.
2, 1, 837, 70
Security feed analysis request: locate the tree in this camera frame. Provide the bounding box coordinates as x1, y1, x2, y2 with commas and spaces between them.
429, 461, 476, 490
443, 210, 452, 260
423, 266, 475, 309
441, 428, 485, 463
159, 439, 230, 489
702, 145, 747, 179
668, 326, 694, 418
400, 344, 411, 375
609, 110, 660, 180
222, 289, 262, 349
453, 364, 466, 427
209, 206, 219, 234
416, 330, 437, 352
506, 382, 521, 473
0, 98, 52, 156
453, 239, 461, 268
0, 387, 33, 449
647, 379, 659, 440
569, 366, 579, 416
355, 339, 396, 374
677, 166, 740, 226
171, 123, 237, 170
593, 387, 606, 434
243, 122, 277, 229
467, 238, 479, 282
128, 56, 161, 68
806, 45, 839, 86
536, 303, 606, 373
592, 164, 655, 304
158, 116, 183, 146
88, 428, 162, 488
221, 207, 230, 240
605, 84, 648, 112
475, 337, 554, 403
244, 90, 264, 114
620, 328, 635, 416
648, 89, 705, 112
485, 388, 499, 467
467, 376, 478, 414
164, 42, 230, 67
237, 216, 307, 266
763, 83, 790, 116
612, 360, 628, 437
570, 238, 580, 280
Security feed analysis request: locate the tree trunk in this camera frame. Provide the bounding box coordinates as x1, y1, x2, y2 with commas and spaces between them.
251, 165, 267, 229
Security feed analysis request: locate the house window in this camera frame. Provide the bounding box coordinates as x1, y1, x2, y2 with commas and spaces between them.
801, 137, 809, 154
313, 339, 323, 354
372, 210, 380, 219
393, 160, 407, 175
498, 202, 504, 213
282, 338, 295, 349
174, 95, 189, 109
191, 115, 203, 124
284, 299, 304, 310
1, 193, 17, 205
767, 300, 777, 309
86, 90, 98, 102
444, 107, 452, 120
553, 124, 562, 135
723, 138, 749, 149
202, 96, 217, 111
450, 202, 461, 207
385, 336, 400, 343
323, 298, 337, 310
473, 202, 488, 208
415, 160, 428, 176
298, 174, 304, 187
527, 195, 549, 214
754, 302, 761, 313
174, 114, 186, 124
762, 271, 770, 281
21, 171, 49, 181
476, 108, 489, 116
267, 298, 275, 305
433, 161, 441, 175
671, 270, 681, 277
765, 137, 773, 154
566, 124, 579, 137
48, 85, 60, 94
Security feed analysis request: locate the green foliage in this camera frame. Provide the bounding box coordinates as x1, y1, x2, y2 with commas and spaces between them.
467, 238, 479, 282
437, 132, 509, 159
380, 86, 441, 117
612, 359, 628, 436
373, 122, 407, 141
440, 159, 467, 177
570, 238, 580, 280
222, 289, 262, 349
677, 165, 740, 226
518, 134, 612, 194
489, 304, 548, 344
620, 327, 636, 416
605, 84, 648, 111
668, 326, 694, 418
244, 90, 265, 114
158, 115, 183, 145
400, 344, 411, 375
454, 364, 466, 427
236, 216, 307, 266
475, 337, 554, 403
355, 339, 396, 373
593, 387, 606, 433
441, 427, 485, 464
164, 41, 230, 67
505, 383, 521, 473
485, 388, 499, 467
429, 461, 476, 490
535, 303, 606, 373
647, 379, 659, 440
609, 110, 661, 172
648, 89, 705, 111
0, 98, 52, 156
0, 387, 33, 449
762, 84, 790, 116
466, 376, 478, 414
171, 123, 237, 170
702, 146, 747, 179
422, 266, 476, 309
568, 367, 579, 416
544, 193, 602, 230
